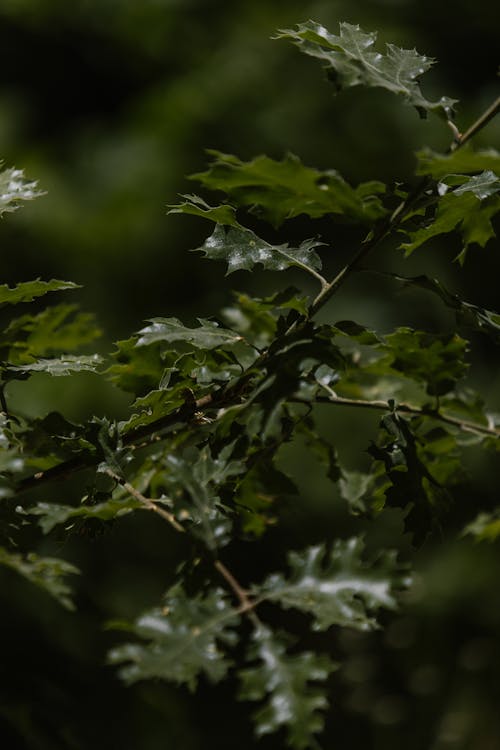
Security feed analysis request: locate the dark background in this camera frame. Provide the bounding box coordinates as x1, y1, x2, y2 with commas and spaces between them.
1, 1, 499, 748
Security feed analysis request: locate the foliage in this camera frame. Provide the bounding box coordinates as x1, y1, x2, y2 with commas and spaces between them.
1, 18, 500, 749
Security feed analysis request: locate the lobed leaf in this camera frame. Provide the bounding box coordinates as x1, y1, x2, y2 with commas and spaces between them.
383, 327, 469, 396
136, 316, 243, 348
168, 193, 241, 226
257, 537, 406, 631
400, 172, 500, 263
5, 354, 103, 377
195, 224, 324, 276
2, 304, 101, 364
463, 510, 500, 542
191, 151, 387, 227
23, 496, 144, 535
0, 164, 45, 216
239, 626, 336, 749
416, 146, 500, 179
109, 584, 240, 690
0, 546, 79, 610
276, 20, 456, 119
0, 278, 79, 307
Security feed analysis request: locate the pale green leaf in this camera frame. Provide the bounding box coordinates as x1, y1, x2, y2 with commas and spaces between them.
462, 510, 500, 542
258, 538, 407, 631
276, 21, 456, 119
168, 193, 241, 226
23, 496, 144, 534
0, 546, 79, 610
108, 584, 240, 690
0, 278, 80, 307
7, 354, 103, 377
239, 626, 336, 749
0, 165, 45, 216
136, 317, 243, 348
195, 224, 324, 276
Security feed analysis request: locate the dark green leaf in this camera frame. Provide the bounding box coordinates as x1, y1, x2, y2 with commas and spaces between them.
400, 177, 500, 262
382, 272, 500, 342
383, 327, 468, 396
191, 151, 386, 227
239, 626, 336, 749
0, 546, 79, 610
416, 146, 500, 179
276, 21, 456, 119
108, 584, 240, 690
258, 538, 406, 631
2, 304, 101, 364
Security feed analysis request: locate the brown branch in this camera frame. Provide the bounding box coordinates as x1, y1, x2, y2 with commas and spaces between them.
449, 95, 500, 152
105, 468, 185, 533
214, 559, 260, 623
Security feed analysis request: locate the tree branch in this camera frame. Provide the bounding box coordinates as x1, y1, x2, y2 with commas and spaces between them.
293, 394, 500, 438
105, 468, 185, 533
308, 95, 500, 319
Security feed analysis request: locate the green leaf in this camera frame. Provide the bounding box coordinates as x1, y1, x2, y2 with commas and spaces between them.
383, 327, 468, 396
258, 538, 406, 631
168, 193, 241, 226
108, 584, 240, 690
191, 151, 387, 227
195, 224, 324, 277
382, 273, 500, 342
5, 354, 103, 377
0, 278, 79, 307
0, 165, 45, 216
0, 546, 79, 610
463, 510, 500, 542
400, 174, 500, 262
416, 146, 500, 179
339, 470, 374, 514
136, 316, 244, 348
2, 304, 101, 364
239, 626, 336, 750
107, 337, 166, 395
119, 386, 187, 435
23, 495, 144, 534
451, 170, 500, 200
276, 21, 456, 119
160, 444, 246, 549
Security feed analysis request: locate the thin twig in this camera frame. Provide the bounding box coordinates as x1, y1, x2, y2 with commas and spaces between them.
294, 394, 500, 438
450, 95, 500, 152
214, 559, 260, 624
105, 468, 185, 533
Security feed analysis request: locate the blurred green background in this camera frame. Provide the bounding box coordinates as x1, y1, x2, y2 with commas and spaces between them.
1, 0, 499, 748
